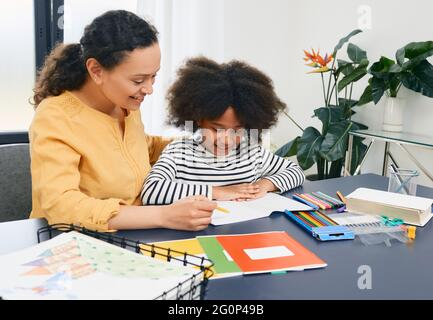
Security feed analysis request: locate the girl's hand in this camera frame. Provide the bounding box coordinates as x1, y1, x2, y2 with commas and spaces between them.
161, 195, 217, 231
212, 184, 260, 201
235, 179, 277, 201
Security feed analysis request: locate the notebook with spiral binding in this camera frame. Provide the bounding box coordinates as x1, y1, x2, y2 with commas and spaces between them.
0, 224, 213, 300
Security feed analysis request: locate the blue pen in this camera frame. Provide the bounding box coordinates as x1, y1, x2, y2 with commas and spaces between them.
292, 195, 319, 210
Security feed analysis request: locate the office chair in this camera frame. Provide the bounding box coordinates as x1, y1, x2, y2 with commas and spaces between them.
0, 132, 32, 222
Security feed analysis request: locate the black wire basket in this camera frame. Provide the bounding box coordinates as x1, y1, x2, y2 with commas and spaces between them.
37, 224, 214, 300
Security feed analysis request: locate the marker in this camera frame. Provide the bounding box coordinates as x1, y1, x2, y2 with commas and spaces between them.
216, 206, 230, 213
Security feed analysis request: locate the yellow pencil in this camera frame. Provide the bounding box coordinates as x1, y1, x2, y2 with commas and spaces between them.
216, 206, 230, 213
336, 191, 347, 204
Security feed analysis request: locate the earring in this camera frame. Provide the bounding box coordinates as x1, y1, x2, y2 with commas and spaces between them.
193, 130, 203, 143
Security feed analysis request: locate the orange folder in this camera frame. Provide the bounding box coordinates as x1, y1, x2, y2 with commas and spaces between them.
215, 231, 326, 274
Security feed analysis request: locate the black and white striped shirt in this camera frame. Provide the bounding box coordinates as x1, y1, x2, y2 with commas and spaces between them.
141, 138, 305, 205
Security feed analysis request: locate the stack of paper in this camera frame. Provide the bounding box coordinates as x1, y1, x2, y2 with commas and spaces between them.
0, 232, 202, 300
346, 188, 433, 226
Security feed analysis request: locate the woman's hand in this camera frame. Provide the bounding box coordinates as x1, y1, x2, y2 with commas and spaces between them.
212, 183, 261, 201
161, 195, 217, 231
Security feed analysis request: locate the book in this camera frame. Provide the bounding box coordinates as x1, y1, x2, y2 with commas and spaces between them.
151, 231, 326, 279
212, 192, 313, 226
0, 231, 202, 300
346, 187, 433, 226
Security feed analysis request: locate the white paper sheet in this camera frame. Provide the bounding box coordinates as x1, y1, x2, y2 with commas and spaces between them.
212, 192, 313, 225
244, 246, 294, 260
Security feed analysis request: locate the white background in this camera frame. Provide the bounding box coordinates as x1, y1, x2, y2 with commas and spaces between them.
1, 0, 432, 185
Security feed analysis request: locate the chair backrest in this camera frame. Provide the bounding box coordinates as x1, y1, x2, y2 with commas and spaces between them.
0, 143, 32, 222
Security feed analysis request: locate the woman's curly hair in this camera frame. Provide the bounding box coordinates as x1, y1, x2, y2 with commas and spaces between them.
32, 10, 158, 107
167, 56, 287, 138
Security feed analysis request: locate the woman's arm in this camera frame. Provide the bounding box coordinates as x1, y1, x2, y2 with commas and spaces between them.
109, 196, 216, 231
30, 108, 125, 231
145, 134, 174, 165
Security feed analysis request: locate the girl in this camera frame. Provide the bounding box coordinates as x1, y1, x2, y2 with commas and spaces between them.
141, 57, 305, 205
30, 10, 216, 232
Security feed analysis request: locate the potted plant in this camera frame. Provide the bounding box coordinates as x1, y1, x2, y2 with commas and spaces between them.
276, 29, 369, 180
357, 41, 433, 132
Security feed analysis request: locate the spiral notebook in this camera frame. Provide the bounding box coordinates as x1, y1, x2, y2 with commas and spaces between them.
0, 231, 201, 300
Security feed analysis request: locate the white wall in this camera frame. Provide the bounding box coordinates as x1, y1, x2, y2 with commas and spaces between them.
223, 0, 433, 187
2, 0, 433, 187
64, 0, 138, 43
0, 1, 35, 131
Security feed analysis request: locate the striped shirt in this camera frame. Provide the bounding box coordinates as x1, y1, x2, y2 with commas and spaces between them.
141, 137, 305, 205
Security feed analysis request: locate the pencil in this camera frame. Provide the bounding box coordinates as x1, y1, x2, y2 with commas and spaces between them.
216, 206, 230, 213
336, 191, 347, 204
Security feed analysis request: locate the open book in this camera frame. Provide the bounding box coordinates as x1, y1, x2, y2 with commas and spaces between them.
0, 231, 201, 300
346, 188, 433, 226
151, 231, 326, 279
212, 192, 313, 225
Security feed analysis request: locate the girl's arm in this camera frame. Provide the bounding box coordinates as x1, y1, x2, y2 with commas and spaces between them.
141, 149, 212, 205
257, 147, 306, 193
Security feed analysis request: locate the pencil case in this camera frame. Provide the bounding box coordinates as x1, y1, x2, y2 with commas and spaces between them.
285, 210, 354, 241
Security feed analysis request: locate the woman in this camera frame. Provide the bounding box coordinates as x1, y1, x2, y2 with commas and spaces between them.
30, 10, 216, 231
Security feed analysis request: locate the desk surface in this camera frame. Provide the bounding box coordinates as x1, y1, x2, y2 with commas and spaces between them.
2, 174, 433, 299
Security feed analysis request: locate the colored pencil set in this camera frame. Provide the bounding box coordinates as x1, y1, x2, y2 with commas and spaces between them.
292, 192, 345, 210
288, 210, 339, 229
285, 191, 351, 241
285, 210, 355, 241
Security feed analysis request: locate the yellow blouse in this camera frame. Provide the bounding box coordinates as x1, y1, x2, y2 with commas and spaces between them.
29, 91, 170, 231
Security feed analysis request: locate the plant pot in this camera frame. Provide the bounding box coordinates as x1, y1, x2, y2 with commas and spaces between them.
382, 97, 405, 132
306, 174, 320, 181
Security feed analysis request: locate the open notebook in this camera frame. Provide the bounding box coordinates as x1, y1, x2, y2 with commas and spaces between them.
151, 231, 326, 279
212, 192, 313, 225
0, 231, 201, 300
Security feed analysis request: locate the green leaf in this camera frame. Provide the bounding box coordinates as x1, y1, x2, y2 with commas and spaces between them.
402, 41, 433, 59
336, 59, 355, 77
401, 60, 433, 98
333, 29, 362, 57
338, 98, 358, 117
351, 121, 368, 131
314, 107, 345, 134
350, 136, 367, 174
275, 137, 300, 157
358, 85, 373, 105
371, 77, 387, 104
401, 47, 433, 71
396, 47, 405, 66
329, 159, 343, 178
347, 43, 367, 63
338, 61, 368, 92
297, 127, 324, 170
319, 121, 353, 162
369, 56, 395, 78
